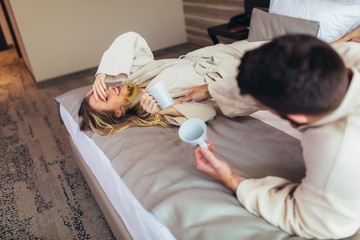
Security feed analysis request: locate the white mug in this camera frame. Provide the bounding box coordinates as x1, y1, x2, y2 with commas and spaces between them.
178, 118, 208, 149
147, 81, 174, 110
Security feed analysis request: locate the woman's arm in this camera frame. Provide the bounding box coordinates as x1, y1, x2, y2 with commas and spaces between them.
158, 105, 183, 117
332, 25, 360, 44
140, 89, 216, 123
90, 32, 154, 102
140, 92, 183, 117
180, 77, 263, 117
96, 31, 154, 78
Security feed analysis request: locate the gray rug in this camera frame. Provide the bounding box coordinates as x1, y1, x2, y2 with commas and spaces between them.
0, 49, 114, 239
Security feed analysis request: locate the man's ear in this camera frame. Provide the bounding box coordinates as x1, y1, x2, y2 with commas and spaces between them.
286, 114, 309, 124
115, 110, 122, 118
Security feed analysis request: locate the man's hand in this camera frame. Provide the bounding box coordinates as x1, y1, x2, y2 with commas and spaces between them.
194, 141, 245, 192
87, 73, 107, 102
179, 84, 211, 102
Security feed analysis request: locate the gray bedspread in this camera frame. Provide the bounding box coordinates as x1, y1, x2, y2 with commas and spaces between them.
56, 85, 352, 240
94, 115, 306, 240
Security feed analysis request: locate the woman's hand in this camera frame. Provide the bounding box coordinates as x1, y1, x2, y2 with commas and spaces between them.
140, 89, 161, 114
140, 89, 184, 117
87, 73, 107, 102
194, 141, 245, 192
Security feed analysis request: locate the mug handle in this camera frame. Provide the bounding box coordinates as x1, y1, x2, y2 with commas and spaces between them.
199, 141, 208, 149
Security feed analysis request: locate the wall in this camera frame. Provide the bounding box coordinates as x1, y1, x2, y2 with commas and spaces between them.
8, 0, 186, 82
183, 0, 245, 46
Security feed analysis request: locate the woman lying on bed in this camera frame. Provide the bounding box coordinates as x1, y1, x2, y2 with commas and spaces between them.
79, 31, 263, 135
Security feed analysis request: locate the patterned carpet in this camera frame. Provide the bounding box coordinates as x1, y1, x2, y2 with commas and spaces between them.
0, 49, 115, 239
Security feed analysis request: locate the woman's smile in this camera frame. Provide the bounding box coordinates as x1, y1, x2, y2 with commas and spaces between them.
89, 84, 130, 117
114, 86, 121, 96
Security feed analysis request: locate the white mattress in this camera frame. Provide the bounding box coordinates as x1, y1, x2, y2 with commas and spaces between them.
60, 104, 176, 240
60, 104, 301, 240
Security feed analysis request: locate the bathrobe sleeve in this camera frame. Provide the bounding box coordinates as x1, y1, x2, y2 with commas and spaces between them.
234, 43, 360, 239
165, 101, 216, 126
228, 43, 360, 239
332, 42, 360, 72
208, 76, 262, 117
236, 125, 360, 239
96, 31, 154, 83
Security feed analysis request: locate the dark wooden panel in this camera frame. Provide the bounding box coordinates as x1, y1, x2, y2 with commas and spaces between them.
183, 0, 246, 46
187, 34, 213, 47
184, 16, 224, 30
186, 27, 209, 41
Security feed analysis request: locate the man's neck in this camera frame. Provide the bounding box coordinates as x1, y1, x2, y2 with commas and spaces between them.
347, 68, 353, 86
299, 69, 353, 124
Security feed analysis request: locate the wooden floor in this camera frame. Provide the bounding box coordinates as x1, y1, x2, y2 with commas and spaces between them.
0, 42, 200, 239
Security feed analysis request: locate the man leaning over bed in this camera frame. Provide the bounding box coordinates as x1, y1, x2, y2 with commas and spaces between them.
181, 34, 360, 239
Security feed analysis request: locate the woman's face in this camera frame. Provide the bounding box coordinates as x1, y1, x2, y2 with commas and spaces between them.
89, 84, 130, 118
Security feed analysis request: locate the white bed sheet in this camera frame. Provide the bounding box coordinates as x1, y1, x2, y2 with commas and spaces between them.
60, 105, 176, 240
60, 104, 301, 239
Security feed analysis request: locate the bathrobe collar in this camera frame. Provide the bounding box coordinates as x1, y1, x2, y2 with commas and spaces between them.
299, 67, 360, 131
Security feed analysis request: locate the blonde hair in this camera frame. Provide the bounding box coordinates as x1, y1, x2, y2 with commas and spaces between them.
78, 82, 169, 135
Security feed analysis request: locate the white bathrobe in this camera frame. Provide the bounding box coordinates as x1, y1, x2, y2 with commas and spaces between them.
96, 31, 264, 125
209, 42, 360, 239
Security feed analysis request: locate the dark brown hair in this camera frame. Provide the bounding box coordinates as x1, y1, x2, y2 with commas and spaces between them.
237, 34, 348, 116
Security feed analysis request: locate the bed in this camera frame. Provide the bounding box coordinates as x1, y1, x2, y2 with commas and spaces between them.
54, 1, 360, 238
55, 81, 360, 240
56, 83, 308, 240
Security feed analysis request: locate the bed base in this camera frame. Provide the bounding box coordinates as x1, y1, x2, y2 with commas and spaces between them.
69, 136, 133, 240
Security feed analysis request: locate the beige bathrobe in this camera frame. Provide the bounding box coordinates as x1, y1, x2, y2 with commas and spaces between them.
96, 31, 264, 125
209, 42, 360, 239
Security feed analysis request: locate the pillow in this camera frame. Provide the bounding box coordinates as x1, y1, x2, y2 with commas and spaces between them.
269, 0, 360, 43
248, 8, 320, 42
55, 85, 91, 123
54, 85, 94, 137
